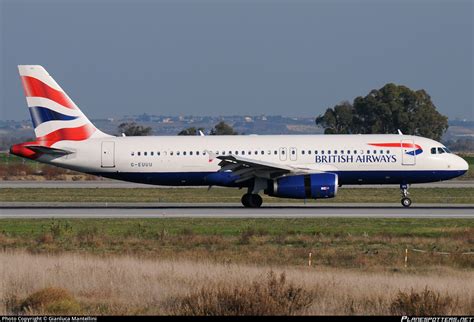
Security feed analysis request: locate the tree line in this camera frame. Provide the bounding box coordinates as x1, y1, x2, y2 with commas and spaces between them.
117, 121, 238, 136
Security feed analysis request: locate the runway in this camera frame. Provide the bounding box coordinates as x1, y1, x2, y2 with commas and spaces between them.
1, 203, 473, 218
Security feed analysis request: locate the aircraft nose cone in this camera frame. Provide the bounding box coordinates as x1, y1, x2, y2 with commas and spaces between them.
459, 157, 469, 171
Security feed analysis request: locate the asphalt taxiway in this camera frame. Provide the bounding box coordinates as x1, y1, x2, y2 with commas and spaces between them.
1, 203, 473, 218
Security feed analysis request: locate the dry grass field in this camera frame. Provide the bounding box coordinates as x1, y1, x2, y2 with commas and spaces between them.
1, 218, 472, 315
0, 251, 472, 315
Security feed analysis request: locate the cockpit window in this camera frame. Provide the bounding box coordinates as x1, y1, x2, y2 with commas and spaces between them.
437, 147, 445, 154
443, 147, 451, 153
431, 147, 436, 154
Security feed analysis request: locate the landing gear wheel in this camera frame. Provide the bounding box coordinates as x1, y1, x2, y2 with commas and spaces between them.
241, 193, 262, 208
400, 184, 412, 208
249, 194, 262, 208
401, 197, 412, 208
241, 194, 250, 207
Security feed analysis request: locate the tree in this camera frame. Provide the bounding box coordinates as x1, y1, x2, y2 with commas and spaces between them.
210, 121, 238, 135
117, 122, 152, 136
178, 127, 205, 136
315, 83, 448, 141
315, 101, 354, 134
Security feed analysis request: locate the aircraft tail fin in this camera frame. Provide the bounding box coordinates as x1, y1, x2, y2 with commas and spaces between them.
18, 65, 111, 144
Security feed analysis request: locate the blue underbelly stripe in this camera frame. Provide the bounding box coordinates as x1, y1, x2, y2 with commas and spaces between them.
87, 170, 467, 187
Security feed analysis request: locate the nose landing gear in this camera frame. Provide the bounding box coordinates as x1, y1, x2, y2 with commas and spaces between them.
400, 184, 412, 208
241, 193, 263, 208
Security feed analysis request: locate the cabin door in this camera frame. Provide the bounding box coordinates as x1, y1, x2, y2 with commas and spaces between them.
101, 141, 115, 168
401, 139, 416, 166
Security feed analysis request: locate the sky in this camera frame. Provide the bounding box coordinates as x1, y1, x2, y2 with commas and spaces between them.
1, 0, 473, 121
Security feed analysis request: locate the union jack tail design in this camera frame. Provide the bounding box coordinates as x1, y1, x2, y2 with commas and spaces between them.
18, 65, 110, 144
11, 65, 111, 159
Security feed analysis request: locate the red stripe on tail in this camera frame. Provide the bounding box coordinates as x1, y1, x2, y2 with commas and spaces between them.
10, 124, 95, 159
21, 76, 76, 109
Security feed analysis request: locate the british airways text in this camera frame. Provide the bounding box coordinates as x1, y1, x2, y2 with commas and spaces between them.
315, 154, 397, 164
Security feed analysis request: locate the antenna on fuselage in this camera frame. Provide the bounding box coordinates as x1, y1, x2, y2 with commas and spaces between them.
397, 129, 403, 135
199, 130, 205, 136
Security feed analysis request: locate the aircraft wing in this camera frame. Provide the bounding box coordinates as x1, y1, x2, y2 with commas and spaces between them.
215, 154, 312, 184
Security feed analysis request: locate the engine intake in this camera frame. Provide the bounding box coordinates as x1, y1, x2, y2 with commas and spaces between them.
265, 173, 338, 199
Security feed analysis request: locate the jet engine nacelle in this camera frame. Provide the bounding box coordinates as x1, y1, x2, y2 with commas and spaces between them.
265, 173, 338, 199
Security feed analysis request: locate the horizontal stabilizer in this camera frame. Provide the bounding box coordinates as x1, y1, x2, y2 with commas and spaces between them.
25, 145, 73, 156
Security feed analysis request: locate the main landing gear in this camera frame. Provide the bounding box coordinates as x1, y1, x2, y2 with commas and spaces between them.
241, 193, 263, 208
400, 184, 412, 208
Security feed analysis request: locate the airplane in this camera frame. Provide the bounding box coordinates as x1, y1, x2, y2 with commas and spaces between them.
10, 65, 469, 208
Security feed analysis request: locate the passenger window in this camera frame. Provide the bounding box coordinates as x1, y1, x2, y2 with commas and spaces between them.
291, 150, 295, 155
380, 150, 383, 154
196, 151, 199, 155
177, 152, 180, 156
281, 150, 285, 155
373, 150, 376, 154
151, 152, 154, 156
242, 151, 245, 155
302, 150, 305, 155
328, 150, 331, 155
315, 150, 318, 155
170, 152, 173, 156
131, 152, 135, 156
367, 150, 370, 154
190, 151, 193, 156
354, 150, 357, 154
144, 152, 147, 156
386, 150, 389, 154
308, 150, 311, 155
235, 151, 239, 155
334, 150, 337, 155
321, 150, 324, 155
254, 151, 258, 155
340, 150, 344, 154
347, 150, 350, 154
261, 151, 264, 155
137, 152, 141, 156
274, 151, 278, 155
183, 151, 186, 156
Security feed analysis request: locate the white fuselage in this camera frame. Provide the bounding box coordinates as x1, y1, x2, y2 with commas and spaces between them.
38, 134, 468, 187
